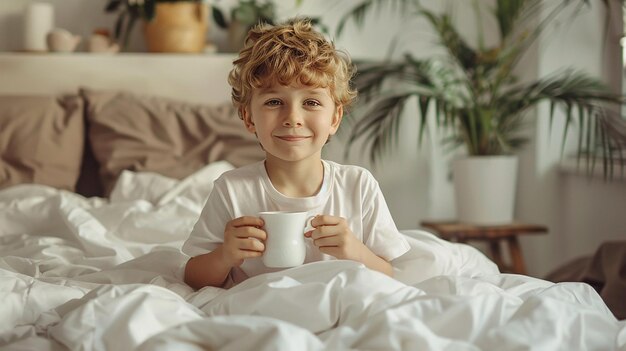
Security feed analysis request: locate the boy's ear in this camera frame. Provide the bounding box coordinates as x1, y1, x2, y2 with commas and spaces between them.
329, 105, 344, 135
241, 106, 256, 133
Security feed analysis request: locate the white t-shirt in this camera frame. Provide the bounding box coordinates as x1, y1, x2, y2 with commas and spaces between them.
182, 160, 410, 283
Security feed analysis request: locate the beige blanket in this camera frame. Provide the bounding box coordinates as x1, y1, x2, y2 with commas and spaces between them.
546, 241, 626, 320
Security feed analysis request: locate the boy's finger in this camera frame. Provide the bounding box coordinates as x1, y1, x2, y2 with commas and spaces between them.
239, 237, 265, 252
313, 236, 338, 247
239, 250, 263, 259
235, 226, 267, 240
309, 226, 338, 240
311, 215, 341, 227
229, 216, 264, 228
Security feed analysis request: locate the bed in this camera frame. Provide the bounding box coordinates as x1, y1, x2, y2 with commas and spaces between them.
1, 53, 625, 350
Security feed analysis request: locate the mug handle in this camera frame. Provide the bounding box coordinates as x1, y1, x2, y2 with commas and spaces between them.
304, 215, 316, 233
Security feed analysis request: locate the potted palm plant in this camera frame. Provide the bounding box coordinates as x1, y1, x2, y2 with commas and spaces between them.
105, 0, 209, 53
335, 0, 626, 224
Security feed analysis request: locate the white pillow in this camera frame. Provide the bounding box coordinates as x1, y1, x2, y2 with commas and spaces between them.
109, 161, 234, 208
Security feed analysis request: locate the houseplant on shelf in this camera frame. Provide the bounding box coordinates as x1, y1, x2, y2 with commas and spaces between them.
211, 0, 277, 52
335, 0, 626, 224
104, 0, 210, 53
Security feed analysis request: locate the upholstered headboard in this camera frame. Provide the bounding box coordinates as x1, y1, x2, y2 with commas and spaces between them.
0, 53, 264, 197
0, 53, 235, 103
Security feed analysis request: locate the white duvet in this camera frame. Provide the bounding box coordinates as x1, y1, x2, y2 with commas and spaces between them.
1, 162, 624, 351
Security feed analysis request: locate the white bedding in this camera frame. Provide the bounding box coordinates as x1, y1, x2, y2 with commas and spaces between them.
1, 162, 624, 351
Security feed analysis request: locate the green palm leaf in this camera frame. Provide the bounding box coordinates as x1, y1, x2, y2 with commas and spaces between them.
335, 0, 415, 38
346, 92, 414, 163
334, 0, 625, 176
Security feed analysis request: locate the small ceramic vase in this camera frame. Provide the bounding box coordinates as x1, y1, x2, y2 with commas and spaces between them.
87, 34, 120, 53
46, 28, 81, 52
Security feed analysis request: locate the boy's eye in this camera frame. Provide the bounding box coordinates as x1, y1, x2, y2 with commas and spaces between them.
265, 99, 282, 106
304, 100, 321, 107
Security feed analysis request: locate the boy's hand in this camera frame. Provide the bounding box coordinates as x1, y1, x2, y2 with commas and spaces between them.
305, 215, 367, 262
221, 216, 266, 267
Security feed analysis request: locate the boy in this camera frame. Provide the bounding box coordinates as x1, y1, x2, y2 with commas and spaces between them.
183, 19, 410, 289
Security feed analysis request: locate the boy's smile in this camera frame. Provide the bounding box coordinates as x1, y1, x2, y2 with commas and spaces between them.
275, 135, 311, 142
242, 81, 343, 165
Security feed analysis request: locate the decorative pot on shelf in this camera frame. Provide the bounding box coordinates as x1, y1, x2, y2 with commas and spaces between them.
23, 2, 55, 52
143, 2, 209, 53
88, 33, 120, 53
452, 155, 518, 225
46, 28, 81, 53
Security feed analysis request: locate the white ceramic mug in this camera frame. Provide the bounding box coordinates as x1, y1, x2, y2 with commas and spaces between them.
259, 211, 314, 268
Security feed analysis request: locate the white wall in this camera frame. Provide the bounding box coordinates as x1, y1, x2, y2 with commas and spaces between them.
0, 0, 623, 277
520, 3, 626, 276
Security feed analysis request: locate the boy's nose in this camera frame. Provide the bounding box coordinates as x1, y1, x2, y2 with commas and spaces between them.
283, 120, 303, 127
283, 108, 303, 127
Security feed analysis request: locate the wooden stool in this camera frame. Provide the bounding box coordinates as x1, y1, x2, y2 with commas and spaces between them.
420, 221, 548, 275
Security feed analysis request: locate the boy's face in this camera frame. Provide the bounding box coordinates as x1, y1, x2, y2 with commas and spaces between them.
241, 81, 343, 163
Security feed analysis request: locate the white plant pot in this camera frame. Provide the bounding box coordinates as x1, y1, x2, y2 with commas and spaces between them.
452, 156, 518, 225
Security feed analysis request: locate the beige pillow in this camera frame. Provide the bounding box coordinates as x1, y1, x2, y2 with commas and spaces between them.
81, 88, 263, 195
0, 95, 84, 191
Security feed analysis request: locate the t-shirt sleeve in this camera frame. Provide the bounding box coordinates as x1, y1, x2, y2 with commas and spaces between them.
181, 178, 232, 257
361, 172, 411, 261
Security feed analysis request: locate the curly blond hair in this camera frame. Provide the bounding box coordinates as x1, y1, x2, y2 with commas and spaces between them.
228, 18, 357, 115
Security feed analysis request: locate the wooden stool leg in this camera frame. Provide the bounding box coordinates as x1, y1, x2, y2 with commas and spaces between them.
507, 236, 526, 275
488, 240, 505, 272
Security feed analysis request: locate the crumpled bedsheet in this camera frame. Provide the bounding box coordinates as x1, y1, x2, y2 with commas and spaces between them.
1, 162, 624, 350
